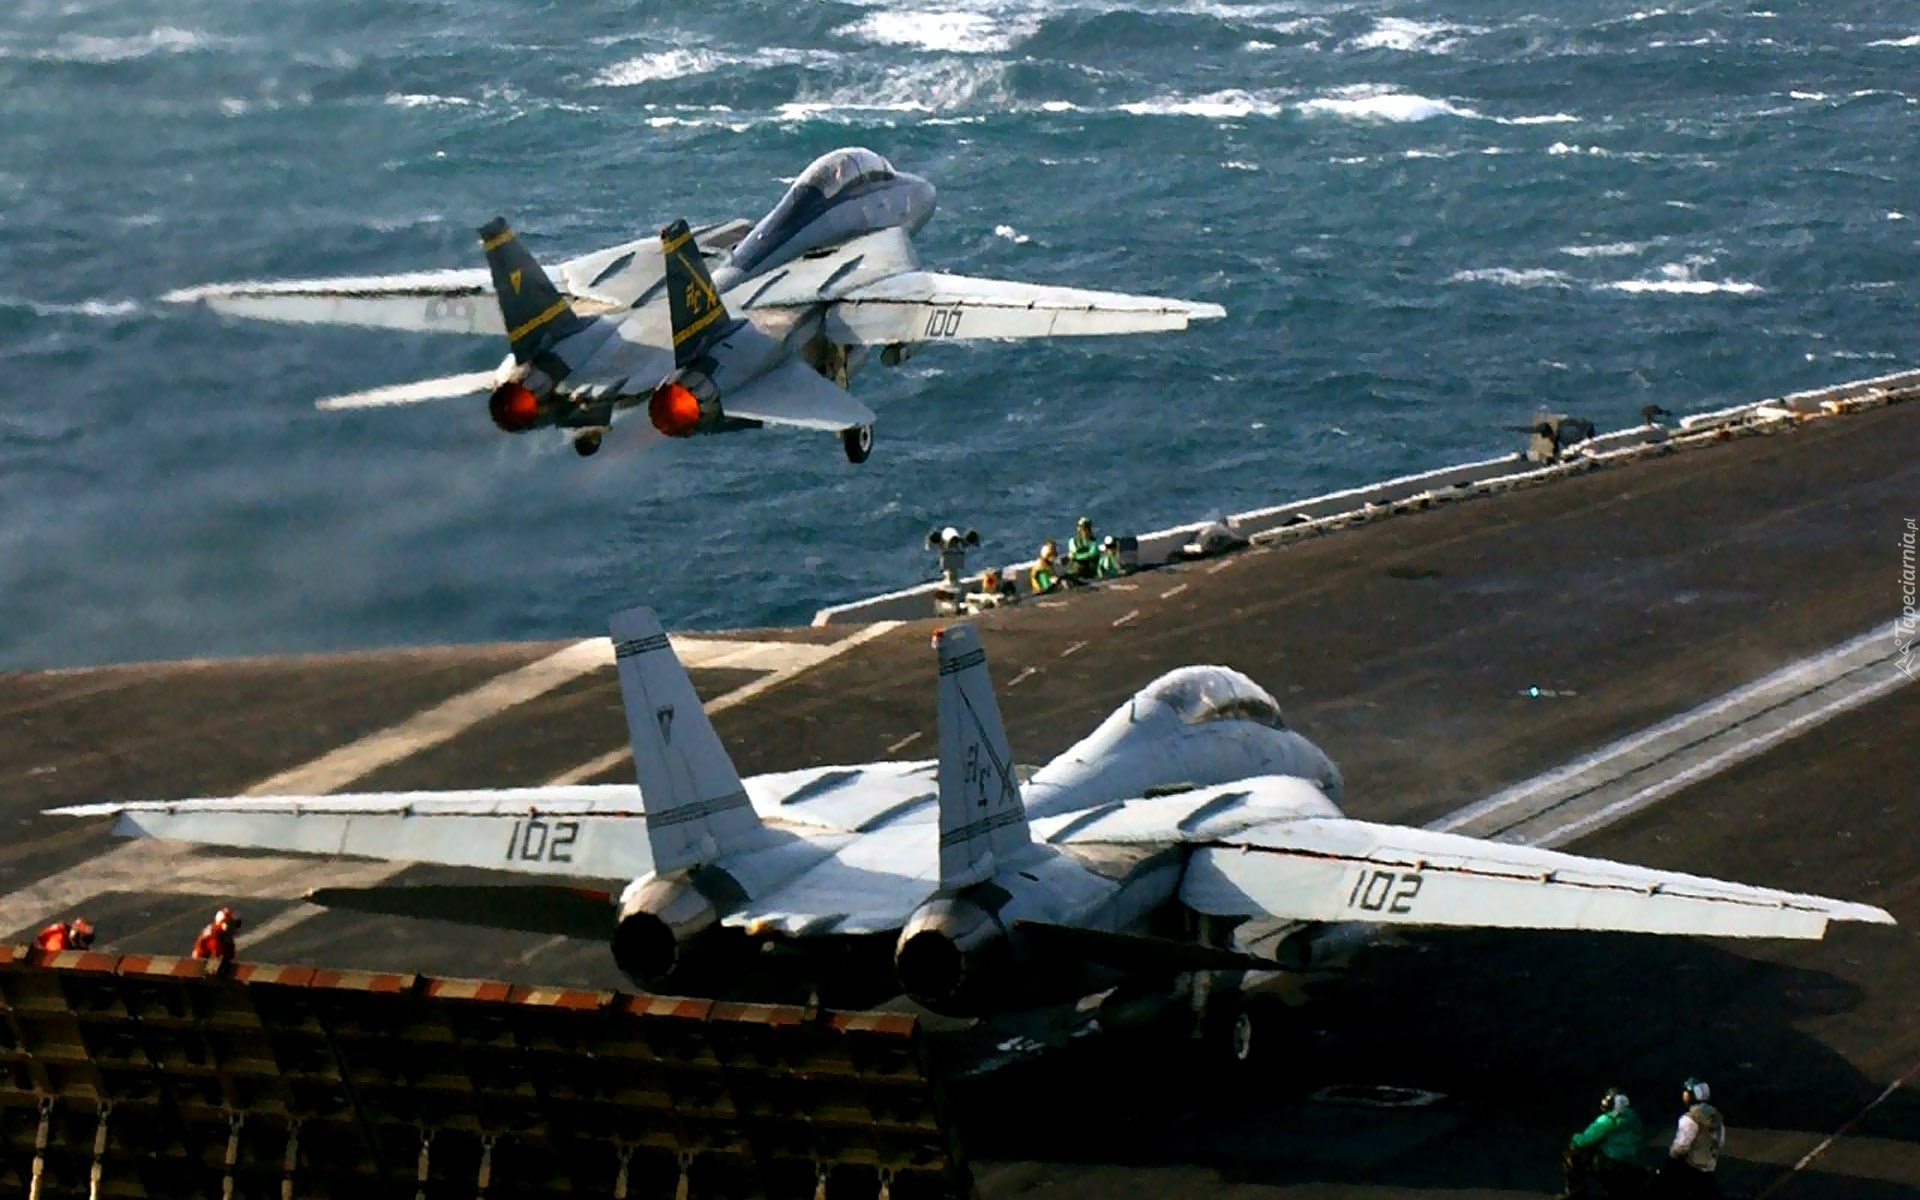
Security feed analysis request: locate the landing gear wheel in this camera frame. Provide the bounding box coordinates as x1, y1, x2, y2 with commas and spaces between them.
842, 424, 873, 464
572, 429, 604, 457
1229, 1007, 1256, 1065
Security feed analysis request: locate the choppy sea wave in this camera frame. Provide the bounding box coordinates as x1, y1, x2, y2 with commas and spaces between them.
0, 0, 1914, 668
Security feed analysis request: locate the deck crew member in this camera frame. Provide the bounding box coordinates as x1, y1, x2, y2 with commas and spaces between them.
191, 906, 243, 960
1661, 1078, 1725, 1197
1096, 535, 1123, 579
1066, 517, 1100, 581
1562, 1087, 1646, 1198
33, 917, 95, 952
1030, 540, 1063, 594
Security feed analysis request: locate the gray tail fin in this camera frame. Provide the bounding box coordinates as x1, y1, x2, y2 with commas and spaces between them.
933, 625, 1028, 889
608, 606, 764, 874
478, 217, 591, 363
661, 219, 740, 368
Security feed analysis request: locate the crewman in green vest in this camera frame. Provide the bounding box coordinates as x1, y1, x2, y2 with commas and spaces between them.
1030, 540, 1063, 594
1066, 517, 1099, 582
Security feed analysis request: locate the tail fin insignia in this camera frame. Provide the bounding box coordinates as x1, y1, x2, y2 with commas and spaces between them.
661, 219, 740, 367
478, 216, 591, 362
934, 625, 1029, 888
609, 607, 763, 873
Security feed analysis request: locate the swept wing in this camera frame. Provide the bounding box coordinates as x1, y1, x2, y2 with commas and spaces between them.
162, 221, 752, 335
1046, 779, 1893, 940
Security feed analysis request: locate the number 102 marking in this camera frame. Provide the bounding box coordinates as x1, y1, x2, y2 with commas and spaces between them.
1347, 868, 1422, 914
505, 816, 580, 864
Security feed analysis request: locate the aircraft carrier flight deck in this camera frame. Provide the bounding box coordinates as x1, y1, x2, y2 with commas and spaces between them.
2, 381, 1917, 1199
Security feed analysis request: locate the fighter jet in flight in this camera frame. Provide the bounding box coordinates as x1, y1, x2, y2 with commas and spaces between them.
54, 610, 1893, 1062
164, 147, 1225, 463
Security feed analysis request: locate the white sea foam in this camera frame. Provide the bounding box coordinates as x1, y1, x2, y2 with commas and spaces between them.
39, 26, 219, 64
1866, 34, 1920, 47
993, 224, 1031, 244
10, 297, 143, 319
778, 60, 1011, 121
1604, 263, 1761, 295
1559, 240, 1653, 258
1450, 267, 1575, 288
1789, 90, 1829, 100
594, 48, 728, 87
1222, 160, 1260, 171
1301, 89, 1477, 122
1348, 18, 1479, 54
1119, 89, 1288, 119
385, 93, 472, 110
1498, 112, 1579, 125
839, 10, 1039, 54
593, 46, 812, 88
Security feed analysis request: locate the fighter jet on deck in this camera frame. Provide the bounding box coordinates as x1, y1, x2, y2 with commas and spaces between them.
163, 147, 1225, 462
53, 610, 1893, 1063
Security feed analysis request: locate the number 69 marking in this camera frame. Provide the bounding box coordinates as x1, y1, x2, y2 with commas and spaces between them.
505, 816, 580, 864
1347, 869, 1422, 914
923, 307, 962, 338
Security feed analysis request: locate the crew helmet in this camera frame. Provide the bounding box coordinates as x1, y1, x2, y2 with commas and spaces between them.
68, 918, 96, 948
1601, 1088, 1630, 1114
1683, 1078, 1711, 1103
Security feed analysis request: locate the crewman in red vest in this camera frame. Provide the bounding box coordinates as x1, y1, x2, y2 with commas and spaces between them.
190, 907, 242, 960
33, 917, 95, 952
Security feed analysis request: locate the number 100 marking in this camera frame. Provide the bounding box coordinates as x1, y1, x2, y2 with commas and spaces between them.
923, 308, 962, 338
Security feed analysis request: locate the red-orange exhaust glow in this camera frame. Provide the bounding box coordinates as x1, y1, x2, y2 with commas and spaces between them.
488, 382, 543, 432
649, 380, 703, 437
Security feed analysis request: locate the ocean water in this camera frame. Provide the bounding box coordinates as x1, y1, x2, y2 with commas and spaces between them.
0, 0, 1914, 670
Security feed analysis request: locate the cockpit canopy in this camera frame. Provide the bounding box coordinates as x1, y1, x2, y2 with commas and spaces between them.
1142, 666, 1286, 729
728, 147, 903, 278
793, 147, 896, 200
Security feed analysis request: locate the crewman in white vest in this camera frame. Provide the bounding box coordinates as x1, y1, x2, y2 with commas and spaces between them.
1662, 1077, 1726, 1197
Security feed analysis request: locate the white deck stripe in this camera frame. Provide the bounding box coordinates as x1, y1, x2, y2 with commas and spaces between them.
243, 640, 610, 796
1437, 623, 1906, 845
544, 620, 902, 787
242, 634, 841, 797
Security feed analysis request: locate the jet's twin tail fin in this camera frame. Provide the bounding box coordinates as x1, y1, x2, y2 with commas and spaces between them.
478, 217, 592, 363
661, 219, 741, 368
933, 625, 1029, 889
609, 606, 763, 874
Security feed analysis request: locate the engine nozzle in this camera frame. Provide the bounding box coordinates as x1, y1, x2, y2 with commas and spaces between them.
647, 371, 723, 438
612, 876, 717, 985
488, 381, 544, 433
894, 895, 1010, 1015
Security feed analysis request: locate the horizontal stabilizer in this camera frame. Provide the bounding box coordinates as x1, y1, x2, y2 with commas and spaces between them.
315, 371, 497, 411
1180, 816, 1896, 940
307, 884, 613, 938
824, 271, 1226, 345
1013, 920, 1284, 974
723, 358, 876, 433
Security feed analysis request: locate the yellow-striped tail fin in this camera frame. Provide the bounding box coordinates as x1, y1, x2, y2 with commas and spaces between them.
661, 219, 740, 368
478, 216, 590, 363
